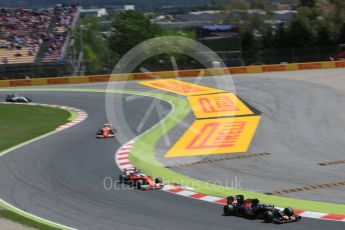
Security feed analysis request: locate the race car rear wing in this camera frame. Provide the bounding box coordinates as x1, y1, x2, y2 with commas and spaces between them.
123, 167, 137, 174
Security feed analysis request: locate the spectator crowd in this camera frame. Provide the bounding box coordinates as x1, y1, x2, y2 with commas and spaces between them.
0, 5, 78, 64
44, 5, 78, 62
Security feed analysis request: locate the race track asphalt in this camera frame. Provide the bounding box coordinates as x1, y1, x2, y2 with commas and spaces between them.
0, 72, 344, 229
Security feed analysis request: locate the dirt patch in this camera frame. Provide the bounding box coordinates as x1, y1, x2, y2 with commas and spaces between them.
0, 217, 35, 230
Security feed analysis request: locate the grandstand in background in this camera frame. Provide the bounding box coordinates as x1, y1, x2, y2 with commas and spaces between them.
0, 5, 80, 79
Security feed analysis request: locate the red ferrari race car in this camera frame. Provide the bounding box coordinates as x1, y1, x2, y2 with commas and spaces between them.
223, 195, 301, 224
96, 124, 116, 138
119, 167, 164, 190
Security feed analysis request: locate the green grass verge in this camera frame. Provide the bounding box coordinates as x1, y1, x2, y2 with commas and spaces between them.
0, 104, 70, 152
1, 88, 345, 215
0, 103, 73, 230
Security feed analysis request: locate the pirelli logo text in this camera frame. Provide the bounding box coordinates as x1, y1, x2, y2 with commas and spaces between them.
187, 121, 246, 149
199, 97, 238, 113
165, 116, 261, 157
188, 93, 254, 118
139, 79, 224, 96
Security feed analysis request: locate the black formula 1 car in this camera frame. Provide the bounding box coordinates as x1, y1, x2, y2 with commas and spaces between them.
5, 94, 32, 103
223, 195, 301, 224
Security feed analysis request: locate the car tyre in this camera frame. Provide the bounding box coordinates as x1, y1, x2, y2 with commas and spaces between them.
223, 205, 235, 216
119, 174, 126, 183
155, 177, 163, 184
237, 195, 244, 204
264, 210, 274, 223
283, 207, 294, 216
226, 196, 234, 205
136, 180, 144, 189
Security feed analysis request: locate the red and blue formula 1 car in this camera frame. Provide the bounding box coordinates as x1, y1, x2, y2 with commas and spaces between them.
96, 124, 116, 138
119, 167, 163, 190
223, 195, 301, 224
